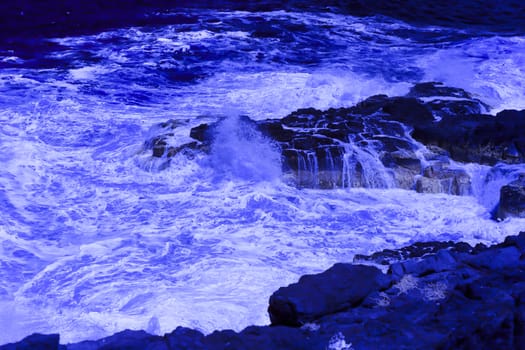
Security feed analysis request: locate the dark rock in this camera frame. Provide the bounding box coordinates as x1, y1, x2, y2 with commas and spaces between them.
436, 287, 516, 349
164, 327, 205, 350
501, 231, 525, 252
143, 119, 188, 158
515, 290, 525, 349
138, 119, 204, 171
204, 326, 323, 350
415, 164, 472, 195
381, 97, 434, 127
5, 234, 525, 350
348, 94, 389, 115
463, 246, 521, 270
268, 263, 391, 326
397, 249, 458, 277
412, 109, 525, 165
407, 82, 473, 99
68, 330, 167, 350
189, 123, 213, 143
0, 334, 61, 350
354, 239, 474, 265
257, 121, 294, 142
146, 83, 523, 197
497, 175, 525, 219
407, 81, 488, 119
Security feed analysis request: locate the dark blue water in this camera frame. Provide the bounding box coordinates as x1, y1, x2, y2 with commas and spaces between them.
0, 4, 524, 344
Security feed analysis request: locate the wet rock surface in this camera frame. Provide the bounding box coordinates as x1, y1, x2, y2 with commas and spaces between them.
412, 109, 525, 166
144, 83, 525, 206
268, 264, 391, 326
497, 175, 525, 220
3, 232, 525, 349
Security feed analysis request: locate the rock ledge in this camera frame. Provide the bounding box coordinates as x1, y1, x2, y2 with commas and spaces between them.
3, 232, 525, 350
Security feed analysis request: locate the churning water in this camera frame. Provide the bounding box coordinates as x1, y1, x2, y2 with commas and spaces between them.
0, 8, 524, 344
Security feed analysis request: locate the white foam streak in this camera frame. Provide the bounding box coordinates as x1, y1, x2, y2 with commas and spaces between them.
1, 9, 525, 345
1, 167, 523, 343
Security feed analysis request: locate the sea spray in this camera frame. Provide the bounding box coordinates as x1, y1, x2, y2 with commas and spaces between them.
465, 163, 525, 213
342, 139, 395, 189
210, 115, 282, 182
1, 7, 525, 345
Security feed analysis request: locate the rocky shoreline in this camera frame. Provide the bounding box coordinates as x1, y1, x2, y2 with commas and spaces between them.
3, 84, 523, 348
2, 232, 524, 349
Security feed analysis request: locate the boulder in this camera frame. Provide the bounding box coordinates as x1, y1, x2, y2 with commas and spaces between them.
497, 175, 525, 219
268, 263, 391, 326
394, 249, 458, 277
463, 246, 522, 270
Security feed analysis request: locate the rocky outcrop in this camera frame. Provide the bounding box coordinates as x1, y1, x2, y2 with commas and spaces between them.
266, 233, 525, 350
4, 232, 525, 349
268, 264, 391, 326
144, 82, 524, 201
497, 175, 525, 219
412, 109, 525, 166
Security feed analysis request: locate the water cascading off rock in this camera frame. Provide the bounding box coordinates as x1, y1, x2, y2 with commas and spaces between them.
143, 82, 525, 215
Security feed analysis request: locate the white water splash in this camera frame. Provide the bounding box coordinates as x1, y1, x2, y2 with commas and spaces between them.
210, 115, 282, 182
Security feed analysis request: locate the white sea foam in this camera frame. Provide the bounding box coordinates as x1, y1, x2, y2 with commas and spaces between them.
69, 66, 116, 80
173, 70, 411, 120
0, 9, 524, 345
418, 36, 525, 112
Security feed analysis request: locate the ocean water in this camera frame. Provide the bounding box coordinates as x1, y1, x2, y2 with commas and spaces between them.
0, 8, 524, 344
